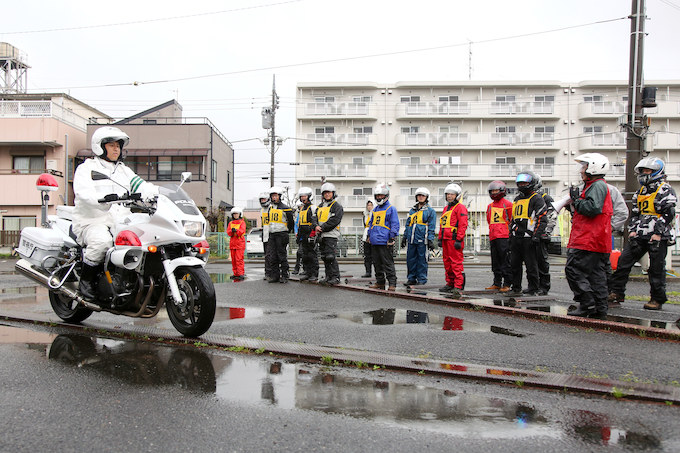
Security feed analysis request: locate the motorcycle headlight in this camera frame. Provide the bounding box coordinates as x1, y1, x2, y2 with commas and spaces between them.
183, 221, 204, 238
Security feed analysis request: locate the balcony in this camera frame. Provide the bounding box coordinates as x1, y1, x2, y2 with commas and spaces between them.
652, 132, 680, 149
400, 164, 471, 178
336, 195, 371, 208
578, 101, 627, 119
300, 102, 377, 119
0, 100, 88, 132
396, 132, 558, 149
395, 101, 557, 119
302, 163, 374, 179
488, 164, 554, 178
299, 133, 377, 150
646, 100, 680, 118
578, 133, 626, 150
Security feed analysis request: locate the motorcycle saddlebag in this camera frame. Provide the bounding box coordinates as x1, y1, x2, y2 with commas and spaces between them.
16, 227, 64, 268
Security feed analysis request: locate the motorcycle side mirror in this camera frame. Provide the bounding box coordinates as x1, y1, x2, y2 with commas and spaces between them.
179, 172, 192, 188
91, 171, 110, 181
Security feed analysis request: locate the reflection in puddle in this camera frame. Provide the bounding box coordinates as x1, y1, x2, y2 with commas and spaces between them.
0, 323, 666, 445
338, 309, 528, 338
210, 274, 251, 284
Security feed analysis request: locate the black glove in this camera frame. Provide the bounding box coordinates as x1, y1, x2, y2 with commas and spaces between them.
428, 239, 435, 251
401, 236, 407, 248
649, 239, 661, 252
103, 193, 119, 202
531, 235, 541, 243
454, 240, 463, 250
231, 227, 237, 233
437, 238, 442, 248
569, 185, 580, 202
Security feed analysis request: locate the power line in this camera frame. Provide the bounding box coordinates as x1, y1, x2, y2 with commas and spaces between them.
38, 16, 627, 90
2, 0, 304, 35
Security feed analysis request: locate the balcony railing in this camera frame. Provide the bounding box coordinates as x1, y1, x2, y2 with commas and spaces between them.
404, 133, 471, 146
397, 132, 555, 148
591, 133, 626, 146
398, 100, 553, 116
304, 102, 372, 116
304, 163, 370, 178
489, 132, 555, 146
303, 133, 373, 147
403, 164, 471, 178
488, 164, 554, 178
0, 100, 89, 131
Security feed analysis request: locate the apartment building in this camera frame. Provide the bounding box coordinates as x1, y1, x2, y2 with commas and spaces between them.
295, 80, 680, 238
0, 92, 110, 246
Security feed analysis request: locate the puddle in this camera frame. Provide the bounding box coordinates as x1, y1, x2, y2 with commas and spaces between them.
338, 309, 528, 338
213, 307, 287, 323
0, 323, 668, 445
210, 273, 252, 284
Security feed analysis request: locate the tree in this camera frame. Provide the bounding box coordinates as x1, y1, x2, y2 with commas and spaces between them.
202, 206, 226, 232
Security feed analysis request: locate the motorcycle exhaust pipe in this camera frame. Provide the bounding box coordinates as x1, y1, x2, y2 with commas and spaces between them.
15, 259, 102, 312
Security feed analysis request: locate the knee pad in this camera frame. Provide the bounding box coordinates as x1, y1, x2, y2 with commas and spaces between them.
324, 253, 335, 262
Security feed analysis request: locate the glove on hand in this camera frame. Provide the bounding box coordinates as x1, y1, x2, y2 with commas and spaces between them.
437, 238, 443, 248
531, 235, 541, 243
569, 185, 581, 202
428, 239, 435, 251
231, 227, 237, 233
401, 236, 407, 248
103, 193, 119, 202
454, 240, 463, 250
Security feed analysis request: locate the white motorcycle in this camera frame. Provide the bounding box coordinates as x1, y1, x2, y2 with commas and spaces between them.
15, 171, 216, 337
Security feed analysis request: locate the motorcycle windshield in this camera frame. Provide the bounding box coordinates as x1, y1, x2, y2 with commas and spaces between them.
160, 184, 202, 215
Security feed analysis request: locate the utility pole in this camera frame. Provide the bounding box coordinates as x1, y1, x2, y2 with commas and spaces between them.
261, 75, 280, 187
624, 0, 646, 202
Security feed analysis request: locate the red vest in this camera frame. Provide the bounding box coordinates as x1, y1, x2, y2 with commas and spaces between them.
486, 198, 513, 240
568, 180, 613, 253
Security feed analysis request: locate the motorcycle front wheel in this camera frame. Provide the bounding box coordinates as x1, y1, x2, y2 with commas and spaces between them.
166, 266, 216, 337
49, 290, 93, 324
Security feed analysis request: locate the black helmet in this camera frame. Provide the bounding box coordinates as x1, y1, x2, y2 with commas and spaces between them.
487, 180, 507, 201
516, 171, 538, 195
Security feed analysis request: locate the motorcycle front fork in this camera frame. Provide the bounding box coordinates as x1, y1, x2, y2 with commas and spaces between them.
160, 248, 184, 306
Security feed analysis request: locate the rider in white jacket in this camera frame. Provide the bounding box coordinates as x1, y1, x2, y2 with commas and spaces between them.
73, 126, 159, 301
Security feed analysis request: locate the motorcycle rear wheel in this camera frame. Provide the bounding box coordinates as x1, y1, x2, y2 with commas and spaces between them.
49, 290, 93, 324
166, 266, 216, 337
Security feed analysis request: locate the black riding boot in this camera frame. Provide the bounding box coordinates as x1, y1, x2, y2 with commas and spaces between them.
78, 262, 102, 302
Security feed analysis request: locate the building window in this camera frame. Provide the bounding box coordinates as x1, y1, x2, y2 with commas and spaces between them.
400, 157, 421, 165
2, 216, 36, 231
352, 218, 364, 227
439, 126, 459, 133
352, 187, 372, 196
353, 126, 372, 133
583, 126, 603, 133
315, 96, 335, 102
401, 126, 420, 133
352, 156, 372, 165
583, 95, 604, 102
314, 126, 334, 134
314, 157, 333, 164
143, 119, 157, 124
352, 96, 372, 102
534, 95, 554, 102
227, 170, 231, 190
400, 96, 420, 102
439, 95, 459, 102
212, 160, 217, 182
495, 126, 516, 133
157, 157, 187, 181
535, 157, 555, 164
496, 157, 516, 164
12, 156, 44, 174
534, 126, 555, 133
496, 95, 516, 102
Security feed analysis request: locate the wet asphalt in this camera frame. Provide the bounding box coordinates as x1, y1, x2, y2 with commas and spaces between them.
1, 256, 680, 451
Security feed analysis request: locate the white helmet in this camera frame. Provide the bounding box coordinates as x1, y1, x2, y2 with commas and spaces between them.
297, 186, 313, 201
444, 183, 462, 195
230, 206, 243, 216
374, 183, 390, 205
574, 153, 610, 176
269, 186, 284, 196
414, 187, 430, 201
258, 191, 270, 207
635, 156, 666, 185
91, 126, 129, 157
320, 182, 337, 199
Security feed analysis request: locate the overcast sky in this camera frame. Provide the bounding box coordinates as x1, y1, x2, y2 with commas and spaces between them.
3, 0, 679, 206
